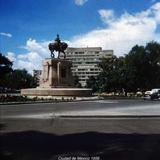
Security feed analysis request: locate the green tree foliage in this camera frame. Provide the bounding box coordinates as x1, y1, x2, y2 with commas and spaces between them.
125, 45, 146, 92
87, 41, 160, 93
86, 76, 98, 92
98, 56, 126, 93
2, 69, 37, 90
145, 41, 160, 89
0, 53, 13, 79
125, 41, 160, 91
73, 75, 82, 88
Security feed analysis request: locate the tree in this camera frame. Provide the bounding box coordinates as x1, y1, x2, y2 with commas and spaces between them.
97, 56, 126, 93
125, 42, 160, 91
124, 45, 146, 92
89, 41, 160, 94
3, 69, 37, 90
145, 41, 160, 89
86, 76, 98, 92
73, 75, 82, 88
0, 53, 12, 79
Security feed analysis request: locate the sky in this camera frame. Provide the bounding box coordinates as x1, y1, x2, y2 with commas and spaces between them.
0, 0, 160, 73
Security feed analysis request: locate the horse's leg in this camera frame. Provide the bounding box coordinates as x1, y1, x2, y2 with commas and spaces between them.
63, 51, 66, 59
53, 51, 55, 58
58, 51, 60, 59
51, 51, 54, 58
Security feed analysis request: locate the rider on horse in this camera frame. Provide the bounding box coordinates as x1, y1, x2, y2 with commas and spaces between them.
48, 35, 68, 59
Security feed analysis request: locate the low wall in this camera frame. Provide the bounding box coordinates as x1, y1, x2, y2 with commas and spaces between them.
21, 88, 92, 97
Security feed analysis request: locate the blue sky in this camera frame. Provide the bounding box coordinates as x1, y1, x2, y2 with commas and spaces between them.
0, 0, 160, 72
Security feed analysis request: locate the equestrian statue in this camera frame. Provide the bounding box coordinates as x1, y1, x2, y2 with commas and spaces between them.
48, 34, 68, 59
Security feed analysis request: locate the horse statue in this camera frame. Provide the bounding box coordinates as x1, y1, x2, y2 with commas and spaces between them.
48, 35, 68, 59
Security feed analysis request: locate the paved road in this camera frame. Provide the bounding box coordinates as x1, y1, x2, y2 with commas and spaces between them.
1, 99, 160, 160
1, 99, 160, 116
1, 99, 160, 134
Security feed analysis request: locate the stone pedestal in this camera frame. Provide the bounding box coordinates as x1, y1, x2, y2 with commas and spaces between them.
40, 59, 74, 88
21, 58, 92, 97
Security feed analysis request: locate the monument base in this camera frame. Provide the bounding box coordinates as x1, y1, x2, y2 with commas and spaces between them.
21, 87, 92, 97
21, 58, 92, 97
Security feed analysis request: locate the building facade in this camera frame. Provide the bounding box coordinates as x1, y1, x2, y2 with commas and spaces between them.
64, 47, 113, 87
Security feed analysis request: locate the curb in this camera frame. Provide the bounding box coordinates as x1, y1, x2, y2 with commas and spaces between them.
58, 115, 160, 118
0, 101, 60, 105
0, 97, 101, 105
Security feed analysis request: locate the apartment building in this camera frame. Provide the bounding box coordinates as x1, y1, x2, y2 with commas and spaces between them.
65, 47, 113, 87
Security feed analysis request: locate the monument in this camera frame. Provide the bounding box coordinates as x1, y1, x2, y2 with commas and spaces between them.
21, 35, 92, 97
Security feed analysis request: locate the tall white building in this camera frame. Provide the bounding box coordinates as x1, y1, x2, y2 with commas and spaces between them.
65, 47, 113, 87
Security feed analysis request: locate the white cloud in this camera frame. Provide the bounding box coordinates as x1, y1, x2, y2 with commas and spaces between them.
151, 2, 160, 22
98, 9, 114, 24
69, 2, 160, 56
0, 32, 12, 38
25, 38, 48, 56
17, 54, 28, 59
75, 0, 88, 6
6, 52, 16, 62
17, 60, 36, 73
10, 39, 52, 73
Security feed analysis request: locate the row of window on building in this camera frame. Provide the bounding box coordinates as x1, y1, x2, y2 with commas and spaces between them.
66, 47, 113, 87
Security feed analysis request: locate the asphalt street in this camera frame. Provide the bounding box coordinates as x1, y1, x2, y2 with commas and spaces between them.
1, 99, 160, 160
1, 99, 160, 134
1, 99, 160, 116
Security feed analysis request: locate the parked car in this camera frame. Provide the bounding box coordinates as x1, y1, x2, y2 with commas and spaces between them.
144, 88, 160, 100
